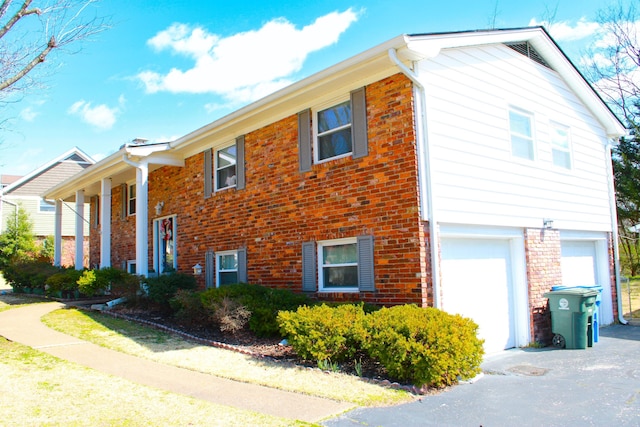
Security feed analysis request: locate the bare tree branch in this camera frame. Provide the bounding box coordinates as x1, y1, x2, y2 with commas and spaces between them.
0, 0, 109, 97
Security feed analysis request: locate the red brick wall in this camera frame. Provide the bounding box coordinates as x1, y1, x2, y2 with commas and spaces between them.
110, 185, 136, 270
39, 236, 89, 268
142, 73, 429, 306
524, 228, 562, 344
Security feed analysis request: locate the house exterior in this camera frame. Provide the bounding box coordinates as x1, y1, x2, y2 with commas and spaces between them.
44, 27, 626, 354
1, 148, 94, 266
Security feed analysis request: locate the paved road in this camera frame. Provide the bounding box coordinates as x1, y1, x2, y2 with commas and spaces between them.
323, 323, 640, 427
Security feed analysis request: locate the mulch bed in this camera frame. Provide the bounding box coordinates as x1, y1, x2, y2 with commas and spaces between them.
107, 305, 395, 384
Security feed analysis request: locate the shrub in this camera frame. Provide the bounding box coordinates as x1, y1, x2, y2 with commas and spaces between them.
277, 303, 368, 363
210, 297, 252, 334
363, 305, 484, 388
200, 284, 313, 337
3, 259, 60, 291
97, 267, 140, 299
145, 272, 197, 309
45, 268, 82, 297
169, 289, 209, 327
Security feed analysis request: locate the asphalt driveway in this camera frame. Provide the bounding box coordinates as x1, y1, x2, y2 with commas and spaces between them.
323, 323, 640, 427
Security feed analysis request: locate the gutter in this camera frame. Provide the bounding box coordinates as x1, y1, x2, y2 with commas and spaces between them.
605, 139, 628, 325
388, 48, 441, 309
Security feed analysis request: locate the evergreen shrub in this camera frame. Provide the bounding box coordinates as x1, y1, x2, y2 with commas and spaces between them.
199, 283, 313, 337
145, 272, 197, 309
363, 305, 484, 388
277, 303, 368, 362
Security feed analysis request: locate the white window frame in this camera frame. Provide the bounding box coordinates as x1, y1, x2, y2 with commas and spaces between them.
550, 122, 572, 169
38, 198, 55, 213
215, 143, 237, 191
314, 97, 353, 164
126, 260, 136, 275
509, 108, 536, 161
127, 183, 136, 216
317, 237, 358, 293
216, 250, 238, 287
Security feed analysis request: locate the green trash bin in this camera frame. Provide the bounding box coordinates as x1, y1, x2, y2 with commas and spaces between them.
543, 288, 598, 349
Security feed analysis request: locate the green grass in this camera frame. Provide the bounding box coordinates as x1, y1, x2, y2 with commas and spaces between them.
42, 308, 412, 406
621, 278, 640, 319
0, 337, 305, 427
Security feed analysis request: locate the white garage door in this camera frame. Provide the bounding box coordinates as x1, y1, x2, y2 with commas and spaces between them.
441, 238, 515, 354
561, 241, 597, 287
561, 239, 613, 325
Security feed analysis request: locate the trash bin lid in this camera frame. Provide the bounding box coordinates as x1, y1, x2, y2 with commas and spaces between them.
544, 288, 599, 298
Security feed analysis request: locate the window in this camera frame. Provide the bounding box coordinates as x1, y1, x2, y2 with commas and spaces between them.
127, 260, 136, 274
315, 100, 352, 162
216, 145, 237, 190
318, 238, 358, 291
551, 124, 572, 169
128, 183, 136, 215
509, 109, 535, 160
217, 251, 238, 286
39, 198, 55, 213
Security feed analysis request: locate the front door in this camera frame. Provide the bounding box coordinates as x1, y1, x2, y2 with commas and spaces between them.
153, 215, 177, 274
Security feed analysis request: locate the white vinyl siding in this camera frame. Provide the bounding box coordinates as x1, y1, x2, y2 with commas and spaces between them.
1, 196, 90, 237
418, 44, 613, 232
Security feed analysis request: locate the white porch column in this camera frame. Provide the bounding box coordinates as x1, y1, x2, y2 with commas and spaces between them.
100, 178, 112, 268
136, 163, 149, 277
75, 190, 85, 270
53, 200, 63, 266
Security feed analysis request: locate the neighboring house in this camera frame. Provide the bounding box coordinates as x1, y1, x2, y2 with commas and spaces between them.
1, 148, 94, 266
44, 27, 626, 354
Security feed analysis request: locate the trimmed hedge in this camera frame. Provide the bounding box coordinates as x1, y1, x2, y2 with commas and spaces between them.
278, 303, 484, 388
363, 305, 484, 388
277, 303, 368, 362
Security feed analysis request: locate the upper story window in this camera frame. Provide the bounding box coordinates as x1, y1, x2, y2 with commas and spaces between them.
128, 183, 136, 215
216, 144, 237, 190
39, 198, 55, 213
509, 109, 535, 160
551, 124, 572, 169
315, 100, 353, 162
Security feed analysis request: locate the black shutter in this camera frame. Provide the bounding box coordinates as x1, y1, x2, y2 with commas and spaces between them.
357, 235, 375, 292
298, 109, 312, 172
204, 148, 213, 198
236, 136, 245, 190
237, 248, 247, 283
302, 241, 317, 291
351, 87, 368, 159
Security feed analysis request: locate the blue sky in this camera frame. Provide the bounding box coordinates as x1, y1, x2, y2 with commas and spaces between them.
0, 0, 623, 176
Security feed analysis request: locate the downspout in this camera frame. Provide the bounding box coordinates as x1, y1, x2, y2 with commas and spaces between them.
1, 198, 19, 230
605, 139, 628, 325
388, 48, 441, 309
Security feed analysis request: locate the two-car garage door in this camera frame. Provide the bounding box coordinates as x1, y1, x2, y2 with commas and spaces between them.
440, 237, 518, 354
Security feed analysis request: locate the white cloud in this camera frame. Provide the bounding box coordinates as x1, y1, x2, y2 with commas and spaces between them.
529, 18, 601, 41
67, 96, 126, 130
20, 107, 39, 122
138, 9, 359, 103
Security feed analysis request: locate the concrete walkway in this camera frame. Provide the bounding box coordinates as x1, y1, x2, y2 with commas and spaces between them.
0, 300, 354, 423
